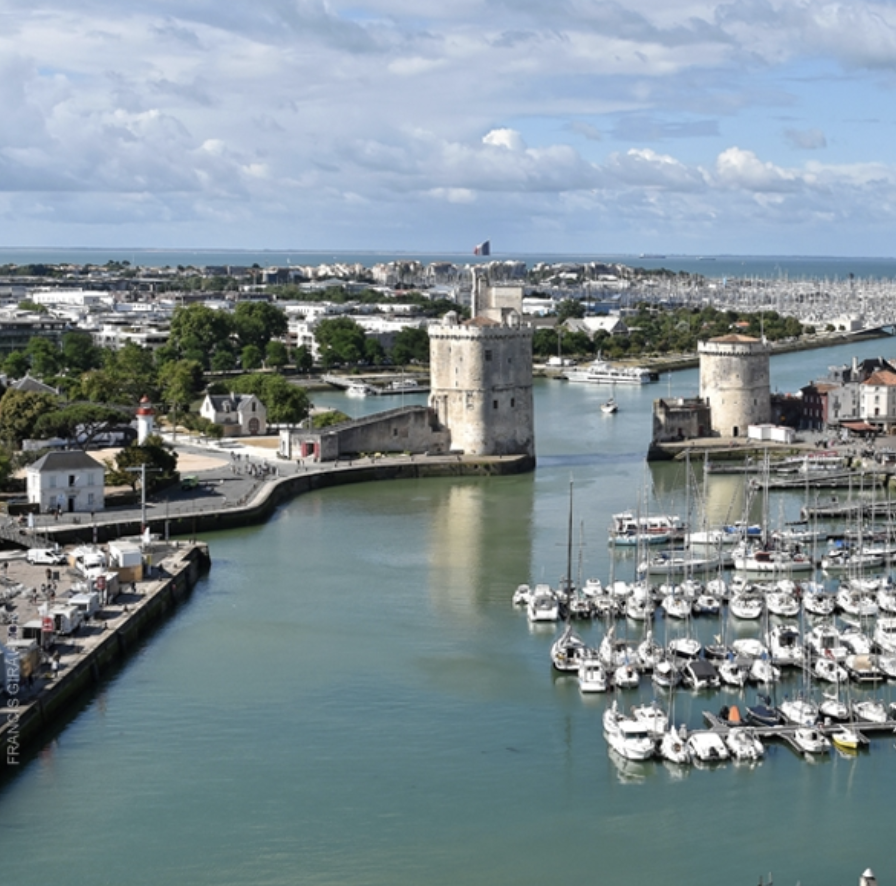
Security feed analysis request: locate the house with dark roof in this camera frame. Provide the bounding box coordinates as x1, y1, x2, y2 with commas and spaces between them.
26, 450, 105, 513
199, 392, 267, 436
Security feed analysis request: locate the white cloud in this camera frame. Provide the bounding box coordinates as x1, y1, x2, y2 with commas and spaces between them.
783, 128, 827, 150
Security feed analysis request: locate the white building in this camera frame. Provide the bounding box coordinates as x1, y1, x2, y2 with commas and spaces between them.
200, 392, 267, 436
26, 450, 105, 513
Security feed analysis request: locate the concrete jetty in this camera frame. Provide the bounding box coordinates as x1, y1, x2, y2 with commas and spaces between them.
0, 541, 210, 763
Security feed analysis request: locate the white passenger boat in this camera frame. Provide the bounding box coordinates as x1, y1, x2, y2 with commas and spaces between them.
564, 358, 655, 385
767, 624, 804, 667
608, 512, 683, 546
792, 727, 830, 755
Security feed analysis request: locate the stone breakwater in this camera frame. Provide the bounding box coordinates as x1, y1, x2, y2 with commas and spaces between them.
0, 542, 211, 765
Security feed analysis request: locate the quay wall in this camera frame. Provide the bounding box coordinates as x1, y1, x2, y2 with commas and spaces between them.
0, 542, 211, 760
34, 454, 536, 545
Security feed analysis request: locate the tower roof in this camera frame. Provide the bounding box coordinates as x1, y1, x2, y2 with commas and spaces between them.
707, 333, 761, 343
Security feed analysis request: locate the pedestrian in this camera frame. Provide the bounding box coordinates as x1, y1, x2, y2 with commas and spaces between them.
51, 659, 59, 678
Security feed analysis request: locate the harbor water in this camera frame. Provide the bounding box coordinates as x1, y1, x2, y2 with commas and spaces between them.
2, 337, 896, 885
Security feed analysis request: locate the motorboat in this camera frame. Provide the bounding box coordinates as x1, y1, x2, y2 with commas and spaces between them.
844, 654, 885, 684
567, 593, 594, 619
602, 701, 656, 761
659, 726, 691, 764
877, 654, 896, 680
550, 624, 590, 672
805, 623, 847, 662
345, 382, 375, 397
600, 397, 619, 414
813, 656, 848, 684
565, 358, 655, 386
745, 693, 783, 728
873, 616, 896, 655
613, 663, 641, 690
681, 659, 720, 691
731, 637, 768, 660
767, 624, 805, 667
852, 699, 888, 723
725, 728, 764, 762
792, 727, 830, 755
778, 696, 819, 727
527, 585, 559, 623
841, 627, 873, 656
511, 583, 531, 606
630, 700, 669, 737
831, 726, 863, 752
686, 730, 730, 764
749, 657, 781, 685
667, 637, 702, 661
651, 659, 681, 689
692, 593, 721, 616
578, 657, 610, 693
718, 658, 748, 687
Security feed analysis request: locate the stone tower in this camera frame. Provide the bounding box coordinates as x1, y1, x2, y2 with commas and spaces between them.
698, 334, 770, 437
428, 274, 535, 459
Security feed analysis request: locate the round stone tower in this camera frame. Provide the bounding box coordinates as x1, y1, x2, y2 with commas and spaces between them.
698, 334, 770, 437
428, 310, 535, 458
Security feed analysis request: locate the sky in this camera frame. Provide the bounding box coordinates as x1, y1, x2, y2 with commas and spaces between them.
3, 0, 896, 256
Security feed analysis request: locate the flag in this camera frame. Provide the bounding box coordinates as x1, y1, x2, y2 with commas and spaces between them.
473, 239, 490, 256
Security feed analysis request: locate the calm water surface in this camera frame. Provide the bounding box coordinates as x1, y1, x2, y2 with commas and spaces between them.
2, 338, 896, 885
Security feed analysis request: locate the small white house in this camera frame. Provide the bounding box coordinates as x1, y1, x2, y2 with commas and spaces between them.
200, 392, 267, 436
26, 450, 105, 514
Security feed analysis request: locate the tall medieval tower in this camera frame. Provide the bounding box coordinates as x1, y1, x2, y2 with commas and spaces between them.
428, 272, 535, 459
698, 334, 771, 437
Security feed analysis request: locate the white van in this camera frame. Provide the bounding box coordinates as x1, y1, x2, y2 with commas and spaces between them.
26, 547, 66, 566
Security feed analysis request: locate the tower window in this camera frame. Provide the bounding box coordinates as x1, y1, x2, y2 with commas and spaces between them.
485, 350, 492, 362
493, 400, 498, 409
511, 398, 515, 408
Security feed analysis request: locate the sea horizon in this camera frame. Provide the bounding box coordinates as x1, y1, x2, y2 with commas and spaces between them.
3, 247, 896, 280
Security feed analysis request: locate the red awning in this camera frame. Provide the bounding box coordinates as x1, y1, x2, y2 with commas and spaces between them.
841, 421, 876, 433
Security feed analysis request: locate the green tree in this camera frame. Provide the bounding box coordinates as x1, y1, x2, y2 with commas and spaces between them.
314, 317, 367, 367
61, 331, 104, 374
33, 403, 128, 447
293, 345, 314, 373
556, 299, 586, 322
241, 345, 263, 371
2, 351, 29, 379
26, 337, 61, 378
363, 337, 385, 366
265, 340, 289, 370
158, 359, 205, 429
169, 304, 236, 370
0, 389, 60, 446
233, 301, 288, 350
230, 374, 310, 424
104, 435, 178, 491
390, 327, 430, 364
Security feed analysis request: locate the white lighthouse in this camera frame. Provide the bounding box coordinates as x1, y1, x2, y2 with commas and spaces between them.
136, 395, 155, 444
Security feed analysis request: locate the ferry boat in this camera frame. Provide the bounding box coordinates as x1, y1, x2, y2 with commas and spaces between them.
563, 358, 655, 386
609, 511, 684, 546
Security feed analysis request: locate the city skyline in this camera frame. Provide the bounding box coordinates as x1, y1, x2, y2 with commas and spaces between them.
2, 1, 896, 257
